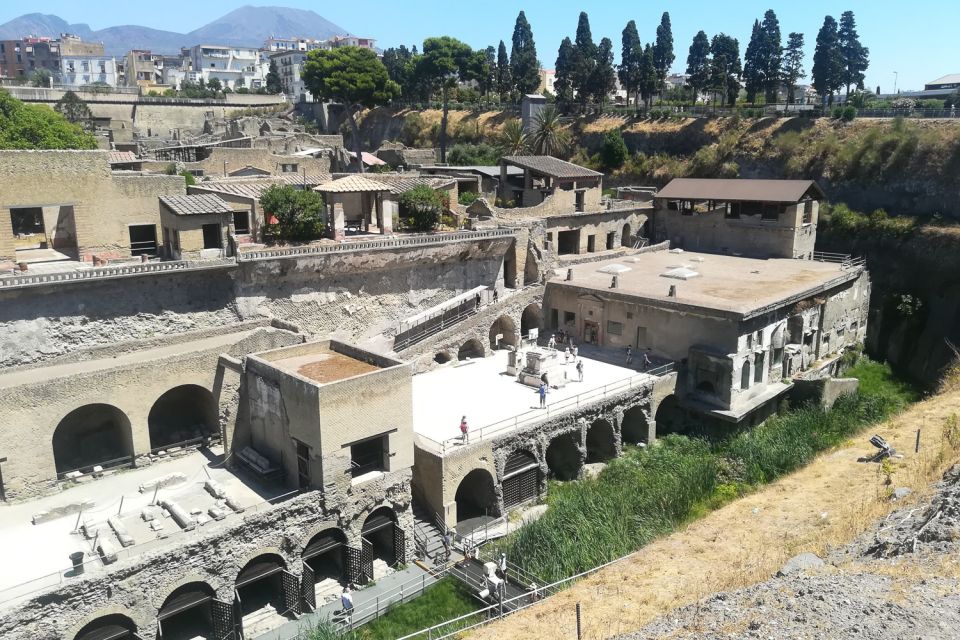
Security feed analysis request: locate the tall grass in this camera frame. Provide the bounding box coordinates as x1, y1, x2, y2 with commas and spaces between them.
495, 359, 918, 583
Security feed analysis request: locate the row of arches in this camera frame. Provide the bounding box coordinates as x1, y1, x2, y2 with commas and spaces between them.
452, 410, 650, 526
52, 384, 218, 476
71, 508, 403, 640
441, 304, 544, 364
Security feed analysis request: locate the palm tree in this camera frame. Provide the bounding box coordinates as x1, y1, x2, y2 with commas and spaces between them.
529, 107, 570, 157
498, 119, 528, 156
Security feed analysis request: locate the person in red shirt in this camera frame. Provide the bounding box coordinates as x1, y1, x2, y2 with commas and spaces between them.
460, 416, 469, 444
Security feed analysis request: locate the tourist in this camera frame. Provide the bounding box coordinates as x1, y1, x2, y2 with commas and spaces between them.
564, 346, 571, 363
475, 292, 482, 309
498, 552, 508, 581
572, 344, 578, 359
442, 530, 453, 562
642, 352, 652, 371
547, 334, 556, 350
493, 289, 499, 303
625, 345, 633, 364
538, 382, 548, 408
576, 359, 584, 382
340, 586, 354, 619
459, 416, 469, 444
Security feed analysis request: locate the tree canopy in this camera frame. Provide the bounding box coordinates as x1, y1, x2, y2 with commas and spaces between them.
838, 11, 869, 96
510, 11, 540, 95
54, 91, 94, 131
259, 184, 326, 242
618, 21, 643, 106
496, 41, 512, 100
0, 89, 98, 149
652, 12, 675, 94
686, 31, 712, 101
709, 34, 741, 107
572, 12, 597, 107
399, 185, 444, 231
812, 15, 844, 103
554, 37, 576, 109
781, 32, 806, 104
590, 37, 617, 105
265, 60, 283, 94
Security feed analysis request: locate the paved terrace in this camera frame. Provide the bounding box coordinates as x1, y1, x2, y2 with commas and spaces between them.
412, 348, 660, 453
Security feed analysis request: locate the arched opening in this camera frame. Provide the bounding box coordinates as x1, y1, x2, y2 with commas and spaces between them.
545, 431, 582, 480
434, 350, 453, 365
74, 613, 137, 640
696, 380, 716, 395
640, 220, 650, 240
302, 528, 347, 605
741, 364, 751, 390
586, 419, 616, 463
520, 304, 542, 339
621, 223, 632, 247
489, 315, 517, 350
361, 507, 400, 581
654, 395, 682, 436
235, 554, 288, 626
148, 385, 218, 451
157, 581, 216, 640
458, 338, 485, 361
454, 468, 498, 525
53, 404, 133, 475
622, 405, 650, 444
502, 450, 540, 509
523, 247, 540, 285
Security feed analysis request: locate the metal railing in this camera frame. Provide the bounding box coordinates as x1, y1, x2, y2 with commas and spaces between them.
394, 289, 498, 352
812, 251, 866, 270
332, 566, 448, 632
0, 259, 235, 290
236, 229, 514, 262
419, 363, 674, 453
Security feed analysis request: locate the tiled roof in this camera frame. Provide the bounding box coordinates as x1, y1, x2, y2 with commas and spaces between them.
314, 175, 392, 193
160, 194, 233, 216
420, 165, 523, 178
656, 179, 825, 203
191, 174, 332, 200
108, 151, 139, 164
363, 175, 457, 195
501, 155, 602, 179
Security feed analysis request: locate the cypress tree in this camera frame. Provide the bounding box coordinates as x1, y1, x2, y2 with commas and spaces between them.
709, 34, 741, 107
760, 9, 783, 103
652, 12, 675, 97
639, 44, 658, 109
812, 15, 843, 104
591, 37, 617, 106
619, 21, 643, 106
781, 32, 805, 104
572, 11, 597, 108
686, 31, 712, 104
496, 40, 511, 100
742, 20, 764, 104
838, 11, 869, 97
554, 37, 576, 109
510, 11, 541, 96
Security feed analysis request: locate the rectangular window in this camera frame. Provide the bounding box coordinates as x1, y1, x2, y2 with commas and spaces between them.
587, 234, 596, 253
754, 352, 765, 383
202, 223, 222, 249
281, 163, 298, 173
746, 334, 753, 349
128, 224, 157, 256
607, 320, 623, 336
802, 200, 814, 224
563, 311, 576, 325
349, 434, 388, 477
550, 308, 559, 329
606, 231, 615, 250
233, 211, 250, 234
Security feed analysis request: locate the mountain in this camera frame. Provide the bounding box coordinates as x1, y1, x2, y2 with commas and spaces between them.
0, 5, 351, 56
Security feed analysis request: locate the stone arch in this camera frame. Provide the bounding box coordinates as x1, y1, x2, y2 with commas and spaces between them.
157, 581, 217, 640
458, 338, 485, 361
621, 223, 632, 247
148, 384, 218, 451
545, 431, 583, 480
235, 553, 288, 621
586, 418, 617, 462
489, 315, 518, 350
301, 526, 348, 586
434, 350, 454, 364
501, 449, 540, 509
654, 394, 682, 436
52, 404, 134, 475
361, 506, 400, 569
520, 303, 542, 339
741, 363, 751, 390
621, 405, 650, 444
454, 468, 498, 524
72, 612, 138, 640
696, 380, 717, 395
523, 246, 540, 285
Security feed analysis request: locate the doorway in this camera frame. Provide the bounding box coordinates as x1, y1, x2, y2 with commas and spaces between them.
128, 224, 157, 256
583, 320, 600, 344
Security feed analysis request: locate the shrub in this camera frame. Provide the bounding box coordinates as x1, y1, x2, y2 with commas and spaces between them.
842, 106, 857, 121
599, 129, 629, 169
399, 185, 443, 231
458, 191, 479, 206
447, 142, 499, 166
259, 185, 326, 242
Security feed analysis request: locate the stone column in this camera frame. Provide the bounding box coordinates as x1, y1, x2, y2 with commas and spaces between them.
331, 201, 345, 241
0, 209, 15, 269
375, 194, 387, 235
362, 193, 371, 232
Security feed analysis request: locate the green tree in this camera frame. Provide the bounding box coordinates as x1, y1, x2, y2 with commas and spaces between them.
812, 15, 844, 104
259, 185, 326, 242
839, 11, 869, 97
498, 118, 528, 155
709, 34, 741, 107
638, 44, 658, 108
207, 77, 223, 94
590, 37, 617, 106
302, 47, 399, 173
399, 185, 443, 231
509, 11, 540, 95
418, 36, 474, 163
0, 89, 97, 149
600, 128, 628, 169
652, 12, 675, 98
448, 142, 500, 165
759, 9, 783, 103
481, 46, 497, 96
781, 32, 806, 104
265, 60, 283, 94
54, 91, 94, 131
572, 12, 597, 109
496, 41, 512, 101
618, 21, 643, 106
29, 68, 52, 87
554, 37, 576, 110
686, 31, 712, 104
529, 105, 570, 156
743, 20, 764, 104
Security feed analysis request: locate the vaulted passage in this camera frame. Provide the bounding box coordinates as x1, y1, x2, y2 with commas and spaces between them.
455, 468, 498, 523
546, 431, 582, 480
622, 405, 650, 444
148, 384, 218, 451
235, 554, 288, 620
458, 338, 485, 361
586, 419, 616, 463
502, 450, 540, 509
520, 303, 542, 339
361, 507, 403, 583
489, 315, 517, 350
655, 395, 682, 436
74, 613, 137, 640
302, 528, 347, 584
52, 404, 133, 475
157, 581, 216, 640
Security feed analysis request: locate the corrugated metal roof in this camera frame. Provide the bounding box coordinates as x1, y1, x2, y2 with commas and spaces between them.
160, 194, 233, 216
108, 151, 139, 164
314, 175, 392, 193
501, 156, 602, 179
656, 178, 824, 203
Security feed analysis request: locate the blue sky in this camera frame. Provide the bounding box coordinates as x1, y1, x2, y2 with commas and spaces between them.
3, 1, 955, 91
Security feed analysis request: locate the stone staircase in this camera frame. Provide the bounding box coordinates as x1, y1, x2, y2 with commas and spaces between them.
412, 501, 447, 565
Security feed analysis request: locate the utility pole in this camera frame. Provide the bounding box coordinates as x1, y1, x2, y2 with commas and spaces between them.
893, 71, 898, 95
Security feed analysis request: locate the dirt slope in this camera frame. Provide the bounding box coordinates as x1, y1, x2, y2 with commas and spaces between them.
468, 388, 960, 640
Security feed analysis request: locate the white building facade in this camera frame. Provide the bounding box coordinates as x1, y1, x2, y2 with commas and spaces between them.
59, 55, 118, 87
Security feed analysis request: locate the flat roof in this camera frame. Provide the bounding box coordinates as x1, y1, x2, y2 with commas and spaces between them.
927, 73, 960, 85
656, 178, 824, 203
550, 250, 859, 319
421, 165, 524, 178
254, 341, 401, 386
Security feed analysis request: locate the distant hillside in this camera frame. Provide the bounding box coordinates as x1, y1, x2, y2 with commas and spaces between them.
0, 5, 350, 55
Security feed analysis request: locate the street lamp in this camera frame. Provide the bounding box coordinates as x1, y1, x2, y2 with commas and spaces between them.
893, 71, 898, 95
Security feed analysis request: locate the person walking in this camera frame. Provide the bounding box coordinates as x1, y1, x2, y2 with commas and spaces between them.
340, 586, 354, 620
498, 552, 508, 581
625, 345, 633, 364
572, 344, 578, 359
576, 359, 584, 382
642, 351, 652, 371
538, 382, 548, 408
459, 416, 469, 444
547, 334, 556, 350
442, 529, 453, 563
564, 346, 571, 363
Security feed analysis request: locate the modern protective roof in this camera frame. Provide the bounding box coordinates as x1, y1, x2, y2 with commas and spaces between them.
363, 175, 457, 195
191, 174, 332, 199
927, 73, 960, 86
656, 178, 825, 203
159, 194, 233, 216
314, 175, 392, 193
420, 165, 523, 178
501, 156, 602, 179
107, 151, 139, 164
